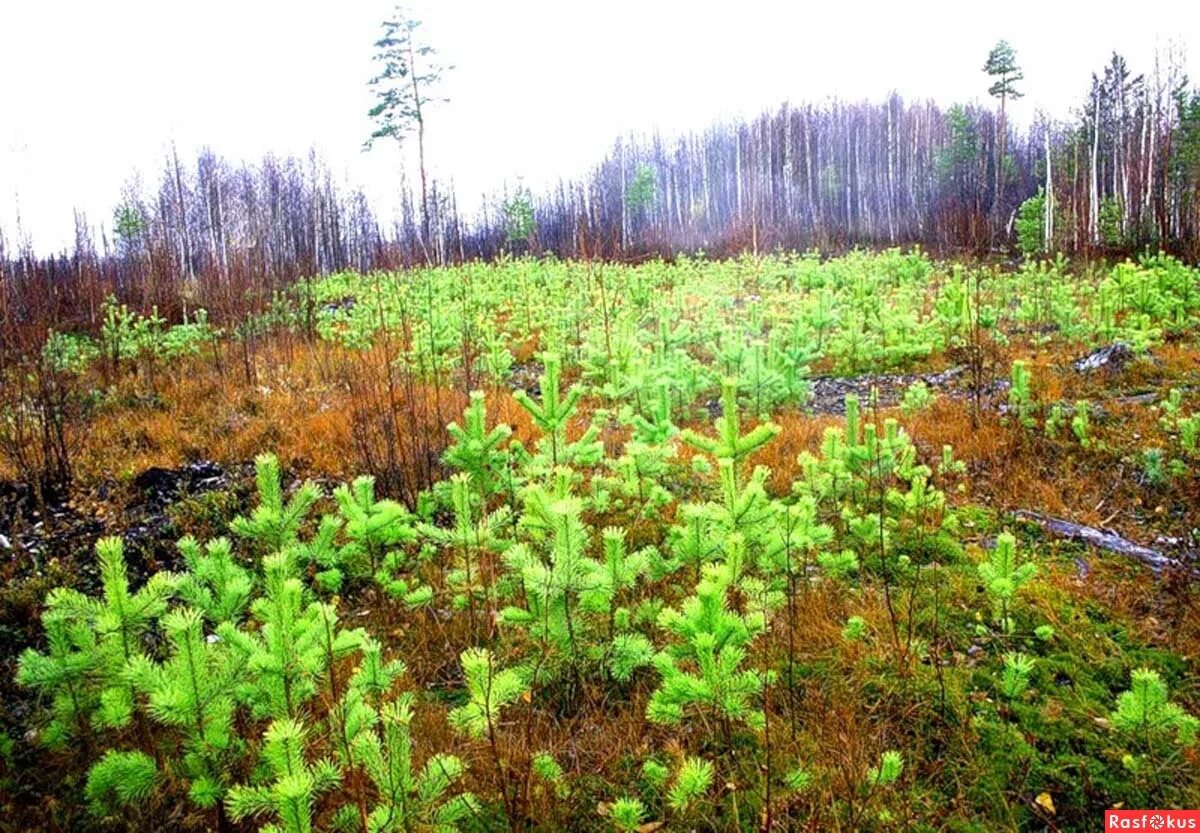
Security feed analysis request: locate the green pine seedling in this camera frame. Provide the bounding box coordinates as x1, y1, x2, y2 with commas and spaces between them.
1070, 400, 1092, 448
347, 636, 408, 706
1007, 361, 1035, 429
221, 554, 364, 721
531, 751, 569, 800
627, 381, 679, 445
16, 609, 102, 748
176, 536, 253, 625
225, 717, 341, 833
231, 453, 322, 553
667, 756, 714, 812
608, 796, 647, 832
588, 527, 649, 627
500, 491, 605, 678
647, 565, 769, 737
589, 527, 653, 680
88, 538, 177, 729
665, 503, 723, 582
514, 352, 603, 469
591, 438, 675, 519
680, 378, 780, 480
447, 647, 527, 739
1044, 403, 1065, 440
999, 652, 1035, 700
784, 766, 813, 793
349, 692, 478, 832
866, 749, 903, 787
818, 549, 861, 580
939, 444, 967, 478
842, 616, 868, 641
84, 749, 158, 815
334, 474, 418, 590
444, 390, 513, 499
794, 428, 853, 505
978, 532, 1036, 633
760, 495, 835, 584
1111, 668, 1199, 747
480, 330, 516, 384
641, 759, 670, 790
128, 607, 244, 810
899, 381, 935, 417
325, 636, 408, 799
19, 536, 176, 735
420, 473, 510, 634
710, 458, 776, 548
288, 513, 346, 593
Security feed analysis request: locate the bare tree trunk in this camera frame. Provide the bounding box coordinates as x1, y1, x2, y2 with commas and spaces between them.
1090, 85, 1102, 245
406, 38, 432, 264
171, 144, 195, 293
1044, 124, 1054, 252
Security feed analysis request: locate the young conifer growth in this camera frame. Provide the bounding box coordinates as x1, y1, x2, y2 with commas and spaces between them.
1070, 400, 1092, 447
608, 796, 647, 832
679, 378, 781, 476
627, 381, 678, 445
349, 692, 478, 832
333, 474, 417, 580
666, 503, 723, 581
592, 527, 654, 680
842, 615, 868, 641
288, 514, 347, 594
16, 607, 103, 748
978, 532, 1036, 632
420, 472, 510, 633
21, 536, 177, 733
667, 756, 714, 811
444, 390, 513, 499
129, 607, 242, 810
325, 636, 409, 816
84, 749, 158, 814
222, 555, 364, 721
592, 527, 649, 630
866, 749, 904, 787
232, 453, 322, 553
710, 457, 775, 547
225, 717, 341, 833
514, 352, 602, 469
531, 750, 568, 799
447, 647, 527, 739
647, 564, 768, 737
1007, 360, 1036, 428
591, 437, 675, 518
1109, 668, 1199, 799
761, 495, 836, 582
176, 536, 253, 625
500, 490, 606, 679
1111, 668, 1199, 747
999, 652, 1035, 700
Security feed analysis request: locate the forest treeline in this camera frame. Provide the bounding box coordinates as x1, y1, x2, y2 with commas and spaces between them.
2, 48, 1199, 334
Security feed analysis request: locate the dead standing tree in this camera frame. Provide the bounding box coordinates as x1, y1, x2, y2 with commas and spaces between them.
365, 5, 451, 265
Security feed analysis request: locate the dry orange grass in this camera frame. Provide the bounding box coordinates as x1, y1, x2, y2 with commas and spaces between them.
74, 336, 471, 488
760, 411, 841, 494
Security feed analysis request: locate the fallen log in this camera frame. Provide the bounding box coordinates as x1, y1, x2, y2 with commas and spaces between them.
1073, 341, 1135, 373
1013, 509, 1193, 576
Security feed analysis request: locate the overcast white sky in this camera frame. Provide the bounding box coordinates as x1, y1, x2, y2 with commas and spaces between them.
1, 0, 1196, 253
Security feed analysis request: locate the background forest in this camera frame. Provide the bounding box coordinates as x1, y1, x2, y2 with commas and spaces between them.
3, 40, 1200, 333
